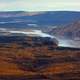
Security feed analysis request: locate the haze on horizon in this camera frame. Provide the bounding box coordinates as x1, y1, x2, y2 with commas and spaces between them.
0, 0, 80, 12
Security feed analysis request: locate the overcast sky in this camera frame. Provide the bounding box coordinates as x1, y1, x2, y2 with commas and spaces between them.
0, 0, 80, 11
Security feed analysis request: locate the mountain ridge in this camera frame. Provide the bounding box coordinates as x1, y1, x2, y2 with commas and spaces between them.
0, 11, 80, 28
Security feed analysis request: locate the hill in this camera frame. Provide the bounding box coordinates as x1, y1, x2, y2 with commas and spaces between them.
0, 41, 80, 80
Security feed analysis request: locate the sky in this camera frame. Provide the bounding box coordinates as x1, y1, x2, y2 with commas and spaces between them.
0, 0, 80, 11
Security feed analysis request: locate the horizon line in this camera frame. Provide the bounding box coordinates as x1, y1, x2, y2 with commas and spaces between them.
0, 10, 80, 12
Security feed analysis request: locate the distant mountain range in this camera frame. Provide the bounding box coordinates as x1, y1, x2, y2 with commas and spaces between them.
0, 11, 80, 28
0, 11, 80, 47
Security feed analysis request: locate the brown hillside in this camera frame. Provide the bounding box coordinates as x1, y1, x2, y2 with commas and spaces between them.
0, 43, 80, 80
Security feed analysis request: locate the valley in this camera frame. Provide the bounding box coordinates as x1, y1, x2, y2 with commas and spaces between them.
0, 11, 80, 80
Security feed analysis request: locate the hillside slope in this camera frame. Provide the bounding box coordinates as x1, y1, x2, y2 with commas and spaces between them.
0, 43, 80, 80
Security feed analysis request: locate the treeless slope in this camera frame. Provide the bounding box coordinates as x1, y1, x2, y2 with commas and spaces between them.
0, 44, 80, 80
